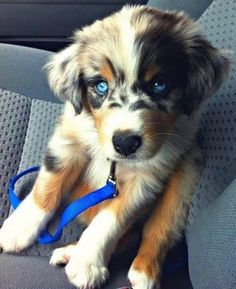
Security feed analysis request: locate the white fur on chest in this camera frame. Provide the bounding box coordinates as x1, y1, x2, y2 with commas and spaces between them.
84, 156, 111, 188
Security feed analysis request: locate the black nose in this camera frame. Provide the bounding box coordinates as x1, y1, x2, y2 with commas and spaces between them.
112, 132, 142, 157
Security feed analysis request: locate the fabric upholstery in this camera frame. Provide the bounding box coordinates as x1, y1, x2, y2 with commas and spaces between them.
0, 89, 31, 226
0, 255, 75, 289
147, 0, 213, 18
0, 253, 132, 289
187, 0, 236, 229
186, 0, 236, 288
187, 178, 236, 289
0, 43, 57, 103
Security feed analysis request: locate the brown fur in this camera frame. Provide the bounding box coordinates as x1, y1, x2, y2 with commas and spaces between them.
100, 62, 115, 83
33, 166, 78, 211
131, 164, 185, 280
144, 65, 159, 82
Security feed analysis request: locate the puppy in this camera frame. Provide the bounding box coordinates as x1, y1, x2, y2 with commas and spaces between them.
0, 5, 229, 289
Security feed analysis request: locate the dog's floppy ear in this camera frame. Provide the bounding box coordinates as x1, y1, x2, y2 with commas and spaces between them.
46, 44, 84, 114
184, 36, 230, 115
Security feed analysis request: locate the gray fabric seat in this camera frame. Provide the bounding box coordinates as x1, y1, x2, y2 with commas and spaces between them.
184, 1, 236, 288
0, 250, 134, 289
0, 44, 57, 103
0, 0, 236, 288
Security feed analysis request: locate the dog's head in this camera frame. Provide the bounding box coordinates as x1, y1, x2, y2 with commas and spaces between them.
47, 6, 229, 161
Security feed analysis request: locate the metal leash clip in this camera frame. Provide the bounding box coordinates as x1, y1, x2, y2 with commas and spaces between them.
107, 161, 118, 197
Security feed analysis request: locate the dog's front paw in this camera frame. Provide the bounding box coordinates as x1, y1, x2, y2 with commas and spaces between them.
50, 244, 76, 266
65, 253, 109, 289
128, 267, 157, 289
0, 195, 50, 253
0, 216, 36, 253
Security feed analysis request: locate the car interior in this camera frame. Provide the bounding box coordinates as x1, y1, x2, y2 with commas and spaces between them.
0, 0, 235, 289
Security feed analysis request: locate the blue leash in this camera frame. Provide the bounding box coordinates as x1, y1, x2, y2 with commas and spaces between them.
8, 163, 117, 244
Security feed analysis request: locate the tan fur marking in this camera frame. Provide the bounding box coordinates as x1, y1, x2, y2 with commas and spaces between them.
70, 183, 93, 202
131, 165, 185, 279
100, 62, 115, 83
93, 108, 113, 149
144, 65, 158, 82
33, 165, 79, 212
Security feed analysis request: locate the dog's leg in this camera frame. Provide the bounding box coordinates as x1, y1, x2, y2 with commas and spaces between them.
63, 175, 143, 289
64, 209, 119, 288
0, 131, 87, 253
128, 154, 201, 289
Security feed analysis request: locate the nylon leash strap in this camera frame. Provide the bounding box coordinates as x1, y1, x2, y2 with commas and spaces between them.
8, 162, 117, 244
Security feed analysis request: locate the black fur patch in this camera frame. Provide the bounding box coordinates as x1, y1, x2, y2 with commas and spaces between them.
119, 95, 127, 103
88, 95, 105, 109
44, 149, 60, 171
129, 100, 151, 111
132, 9, 229, 115
157, 103, 168, 113
133, 20, 188, 113
184, 37, 230, 114
71, 72, 85, 115
109, 102, 122, 109
117, 69, 125, 84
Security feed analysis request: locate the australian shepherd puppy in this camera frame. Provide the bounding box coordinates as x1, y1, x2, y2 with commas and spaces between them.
0, 5, 229, 289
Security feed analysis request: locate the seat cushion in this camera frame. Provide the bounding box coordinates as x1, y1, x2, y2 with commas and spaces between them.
0, 253, 133, 289
185, 0, 236, 288
0, 89, 31, 226
188, 178, 236, 289
0, 254, 75, 289
0, 44, 57, 102
147, 0, 213, 19
186, 0, 236, 230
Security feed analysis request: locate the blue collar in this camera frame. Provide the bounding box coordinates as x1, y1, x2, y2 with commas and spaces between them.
8, 163, 117, 244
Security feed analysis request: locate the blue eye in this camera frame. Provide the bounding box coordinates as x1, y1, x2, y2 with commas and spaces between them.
95, 81, 108, 96
153, 79, 167, 94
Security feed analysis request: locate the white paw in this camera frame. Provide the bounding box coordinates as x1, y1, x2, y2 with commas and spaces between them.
65, 253, 109, 288
0, 215, 35, 252
0, 195, 51, 253
128, 268, 156, 289
50, 244, 76, 266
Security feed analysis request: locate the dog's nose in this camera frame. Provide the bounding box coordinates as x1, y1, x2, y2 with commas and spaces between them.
112, 131, 142, 157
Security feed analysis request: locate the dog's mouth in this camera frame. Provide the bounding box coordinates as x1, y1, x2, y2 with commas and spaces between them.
108, 150, 153, 163
108, 153, 141, 163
